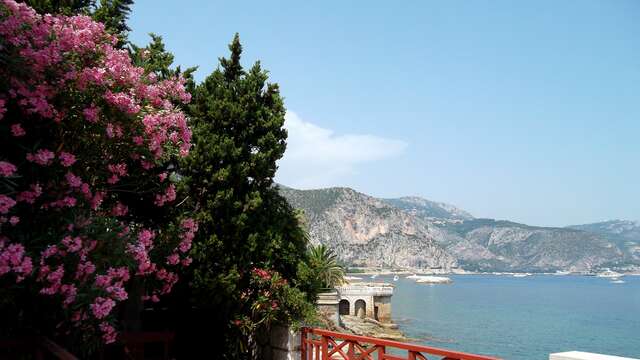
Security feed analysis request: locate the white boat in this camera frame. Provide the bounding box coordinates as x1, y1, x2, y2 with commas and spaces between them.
415, 276, 452, 284
553, 270, 571, 276
370, 274, 378, 279
406, 274, 420, 279
513, 273, 531, 278
393, 275, 399, 281
611, 279, 625, 284
596, 269, 623, 278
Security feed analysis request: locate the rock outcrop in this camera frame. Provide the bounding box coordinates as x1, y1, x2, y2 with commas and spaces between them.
279, 185, 637, 272
279, 186, 456, 269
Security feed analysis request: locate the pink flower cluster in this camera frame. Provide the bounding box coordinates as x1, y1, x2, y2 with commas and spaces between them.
0, 0, 198, 344
252, 268, 272, 281
0, 161, 17, 177
0, 238, 33, 282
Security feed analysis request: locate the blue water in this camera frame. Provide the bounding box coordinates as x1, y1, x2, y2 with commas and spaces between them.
369, 275, 640, 359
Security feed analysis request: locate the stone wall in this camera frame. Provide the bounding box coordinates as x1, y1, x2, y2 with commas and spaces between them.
258, 325, 301, 360
316, 290, 340, 325
373, 295, 392, 322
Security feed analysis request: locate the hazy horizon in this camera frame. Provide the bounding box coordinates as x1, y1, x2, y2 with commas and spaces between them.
130, 0, 640, 227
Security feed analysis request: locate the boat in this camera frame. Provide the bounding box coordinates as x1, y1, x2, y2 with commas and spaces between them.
370, 274, 378, 279
553, 270, 571, 276
415, 276, 452, 284
610, 279, 625, 284
393, 275, 399, 281
513, 273, 531, 278
406, 274, 419, 279
596, 269, 623, 278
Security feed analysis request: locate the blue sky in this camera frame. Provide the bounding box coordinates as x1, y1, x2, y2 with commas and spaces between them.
129, 1, 639, 227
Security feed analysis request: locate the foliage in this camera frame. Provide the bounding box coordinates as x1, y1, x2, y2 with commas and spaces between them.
0, 0, 195, 345
231, 268, 317, 358
305, 244, 345, 290
177, 34, 315, 357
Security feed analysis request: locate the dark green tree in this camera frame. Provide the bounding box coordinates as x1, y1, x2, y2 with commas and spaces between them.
176, 34, 313, 358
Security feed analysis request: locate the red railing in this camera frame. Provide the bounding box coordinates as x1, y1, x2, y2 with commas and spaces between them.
301, 328, 501, 360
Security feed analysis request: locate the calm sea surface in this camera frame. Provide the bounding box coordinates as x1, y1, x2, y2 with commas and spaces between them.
366, 274, 640, 360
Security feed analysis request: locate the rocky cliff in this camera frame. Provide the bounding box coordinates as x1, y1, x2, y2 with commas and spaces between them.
279, 185, 637, 272
278, 186, 456, 269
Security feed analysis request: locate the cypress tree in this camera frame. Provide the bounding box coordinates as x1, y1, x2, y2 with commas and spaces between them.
177, 34, 311, 357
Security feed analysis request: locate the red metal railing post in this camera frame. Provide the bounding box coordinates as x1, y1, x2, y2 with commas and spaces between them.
321, 335, 329, 360
377, 345, 386, 360
347, 341, 355, 358
300, 327, 307, 360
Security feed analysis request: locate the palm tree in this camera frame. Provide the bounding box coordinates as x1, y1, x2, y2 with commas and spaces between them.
308, 244, 345, 289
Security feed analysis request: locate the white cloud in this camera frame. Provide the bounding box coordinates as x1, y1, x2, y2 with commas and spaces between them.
276, 111, 408, 189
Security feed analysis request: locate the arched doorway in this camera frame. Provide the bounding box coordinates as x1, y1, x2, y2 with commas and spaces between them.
355, 299, 366, 319
339, 300, 350, 315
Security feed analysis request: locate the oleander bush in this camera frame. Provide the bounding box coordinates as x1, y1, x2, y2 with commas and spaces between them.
0, 0, 196, 346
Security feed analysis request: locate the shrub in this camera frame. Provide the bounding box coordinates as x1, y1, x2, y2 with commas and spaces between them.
0, 0, 195, 345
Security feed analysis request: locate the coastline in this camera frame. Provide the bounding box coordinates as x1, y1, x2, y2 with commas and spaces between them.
346, 268, 640, 277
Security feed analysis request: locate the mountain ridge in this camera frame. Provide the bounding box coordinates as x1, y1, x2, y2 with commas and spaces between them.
278, 184, 638, 272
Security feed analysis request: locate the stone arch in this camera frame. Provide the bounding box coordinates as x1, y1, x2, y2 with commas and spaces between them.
355, 299, 366, 319
338, 299, 350, 315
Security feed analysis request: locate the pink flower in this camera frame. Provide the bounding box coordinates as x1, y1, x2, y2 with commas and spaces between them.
65, 172, 82, 188
0, 98, 6, 120
166, 253, 179, 265
0, 241, 33, 281
26, 149, 54, 165
0, 195, 17, 214
104, 91, 140, 114
137, 229, 155, 248
58, 152, 76, 167
90, 297, 115, 319
60, 284, 77, 306
99, 322, 117, 344
0, 161, 17, 177
61, 236, 82, 252
17, 183, 42, 204
107, 163, 127, 184
10, 123, 25, 136
154, 184, 176, 206
9, 216, 19, 226
91, 191, 105, 210
76, 261, 96, 280
83, 105, 100, 123
111, 202, 128, 216
106, 123, 115, 138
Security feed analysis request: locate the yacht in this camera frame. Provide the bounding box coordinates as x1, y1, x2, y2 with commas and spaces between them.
611, 279, 625, 284
553, 270, 571, 276
393, 275, 399, 281
513, 273, 531, 278
596, 269, 623, 278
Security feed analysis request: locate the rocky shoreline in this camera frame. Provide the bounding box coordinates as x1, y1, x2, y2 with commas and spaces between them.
337, 315, 408, 342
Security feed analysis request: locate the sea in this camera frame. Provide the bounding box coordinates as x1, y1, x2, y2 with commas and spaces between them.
365, 274, 640, 360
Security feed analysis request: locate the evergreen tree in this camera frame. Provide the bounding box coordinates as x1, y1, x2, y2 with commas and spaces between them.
177, 34, 312, 357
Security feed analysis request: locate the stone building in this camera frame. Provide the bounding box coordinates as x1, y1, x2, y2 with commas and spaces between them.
335, 282, 394, 323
